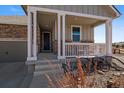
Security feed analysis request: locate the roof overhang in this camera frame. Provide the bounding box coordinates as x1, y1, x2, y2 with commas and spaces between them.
109, 5, 121, 18
21, 5, 27, 15
21, 5, 121, 19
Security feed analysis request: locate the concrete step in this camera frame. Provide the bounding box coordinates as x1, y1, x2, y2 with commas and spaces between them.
33, 59, 64, 76
34, 69, 62, 76
35, 60, 63, 65
35, 64, 61, 71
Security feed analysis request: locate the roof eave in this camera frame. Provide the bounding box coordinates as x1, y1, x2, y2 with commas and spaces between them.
21, 5, 27, 15
109, 5, 121, 19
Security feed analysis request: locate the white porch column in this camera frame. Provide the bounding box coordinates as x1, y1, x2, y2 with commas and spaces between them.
33, 11, 37, 60
57, 13, 61, 59
105, 19, 112, 56
62, 14, 65, 58
27, 11, 32, 61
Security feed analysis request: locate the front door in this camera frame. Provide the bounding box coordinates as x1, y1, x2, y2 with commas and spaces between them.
43, 32, 50, 51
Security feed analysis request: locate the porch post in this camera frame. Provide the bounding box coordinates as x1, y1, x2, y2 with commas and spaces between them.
105, 19, 112, 56
62, 14, 65, 59
27, 10, 32, 61
33, 11, 37, 60
57, 13, 61, 59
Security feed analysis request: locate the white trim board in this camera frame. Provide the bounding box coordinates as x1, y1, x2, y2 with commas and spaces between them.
27, 57, 37, 61
0, 38, 27, 41
29, 6, 110, 20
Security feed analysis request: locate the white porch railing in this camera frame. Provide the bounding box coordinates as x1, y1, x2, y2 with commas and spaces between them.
94, 43, 106, 56
65, 43, 106, 57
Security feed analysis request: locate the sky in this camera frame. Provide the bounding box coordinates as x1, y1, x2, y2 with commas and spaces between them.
0, 5, 25, 15
0, 5, 123, 43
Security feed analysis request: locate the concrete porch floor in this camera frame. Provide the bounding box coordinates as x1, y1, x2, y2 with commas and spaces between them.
38, 53, 57, 60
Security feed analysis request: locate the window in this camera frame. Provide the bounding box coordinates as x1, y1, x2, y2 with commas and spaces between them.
72, 26, 81, 42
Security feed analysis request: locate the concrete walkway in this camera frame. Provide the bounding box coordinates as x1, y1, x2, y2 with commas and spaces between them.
29, 72, 62, 88
29, 74, 48, 88
0, 62, 32, 88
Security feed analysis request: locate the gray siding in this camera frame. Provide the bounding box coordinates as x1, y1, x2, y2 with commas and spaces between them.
0, 41, 27, 62
33, 5, 114, 18
65, 24, 94, 42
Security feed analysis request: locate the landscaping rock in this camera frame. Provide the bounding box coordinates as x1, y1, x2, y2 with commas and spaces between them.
113, 72, 121, 76
107, 80, 114, 88
97, 70, 105, 75
121, 72, 124, 75
111, 59, 124, 71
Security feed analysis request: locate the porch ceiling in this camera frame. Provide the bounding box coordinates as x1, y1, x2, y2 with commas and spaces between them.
37, 11, 56, 30
66, 15, 105, 26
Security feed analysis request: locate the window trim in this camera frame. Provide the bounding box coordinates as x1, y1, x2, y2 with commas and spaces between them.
71, 25, 82, 42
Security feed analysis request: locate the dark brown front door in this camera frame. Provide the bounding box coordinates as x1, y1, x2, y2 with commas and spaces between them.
43, 33, 50, 50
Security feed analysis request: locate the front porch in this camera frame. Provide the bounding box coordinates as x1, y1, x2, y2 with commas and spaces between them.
37, 42, 106, 60
26, 6, 112, 62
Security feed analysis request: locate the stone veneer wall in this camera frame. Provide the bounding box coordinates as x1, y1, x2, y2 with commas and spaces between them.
37, 25, 41, 53
0, 24, 27, 38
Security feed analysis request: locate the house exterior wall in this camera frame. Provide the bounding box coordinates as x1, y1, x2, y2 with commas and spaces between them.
52, 22, 94, 42
37, 25, 41, 53
0, 23, 94, 61
0, 16, 27, 25
65, 24, 94, 42
52, 22, 56, 53
32, 5, 114, 18
52, 17, 94, 42
0, 24, 27, 38
52, 20, 94, 54
0, 24, 27, 62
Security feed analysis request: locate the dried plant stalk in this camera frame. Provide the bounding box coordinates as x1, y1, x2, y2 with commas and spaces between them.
45, 74, 55, 88
76, 57, 86, 87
